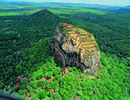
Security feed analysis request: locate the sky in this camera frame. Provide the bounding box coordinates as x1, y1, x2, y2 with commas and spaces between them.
4, 0, 130, 6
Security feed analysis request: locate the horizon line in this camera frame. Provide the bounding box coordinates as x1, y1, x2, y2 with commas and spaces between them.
1, 0, 130, 7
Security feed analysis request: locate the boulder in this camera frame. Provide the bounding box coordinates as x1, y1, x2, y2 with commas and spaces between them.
50, 23, 100, 76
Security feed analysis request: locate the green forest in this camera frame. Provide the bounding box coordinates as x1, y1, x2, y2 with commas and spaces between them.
0, 1, 130, 100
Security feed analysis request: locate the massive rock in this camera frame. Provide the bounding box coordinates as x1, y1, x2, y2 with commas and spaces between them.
50, 23, 100, 76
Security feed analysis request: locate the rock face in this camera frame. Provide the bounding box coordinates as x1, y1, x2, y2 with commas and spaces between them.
50, 23, 100, 76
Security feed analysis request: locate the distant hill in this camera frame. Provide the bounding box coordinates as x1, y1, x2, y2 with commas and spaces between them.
22, 9, 60, 27
124, 6, 130, 9
113, 6, 130, 13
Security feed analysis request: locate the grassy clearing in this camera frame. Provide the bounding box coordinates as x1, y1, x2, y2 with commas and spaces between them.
49, 7, 106, 15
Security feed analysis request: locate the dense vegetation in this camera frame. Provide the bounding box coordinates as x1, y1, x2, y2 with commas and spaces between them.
0, 1, 130, 100
1, 2, 129, 57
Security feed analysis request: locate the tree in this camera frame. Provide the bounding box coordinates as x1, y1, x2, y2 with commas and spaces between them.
49, 91, 53, 97
77, 91, 83, 96
30, 95, 39, 100
37, 90, 47, 99
29, 81, 37, 89
11, 92, 21, 99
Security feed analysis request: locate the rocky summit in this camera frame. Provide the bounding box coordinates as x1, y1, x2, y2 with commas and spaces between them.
50, 23, 100, 76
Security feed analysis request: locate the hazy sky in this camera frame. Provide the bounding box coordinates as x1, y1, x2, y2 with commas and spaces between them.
5, 0, 130, 6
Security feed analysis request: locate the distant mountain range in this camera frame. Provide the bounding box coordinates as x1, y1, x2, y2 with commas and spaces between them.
0, 1, 130, 13
0, 1, 130, 8
123, 6, 130, 9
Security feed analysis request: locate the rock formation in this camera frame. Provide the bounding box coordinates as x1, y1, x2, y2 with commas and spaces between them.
50, 23, 100, 76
